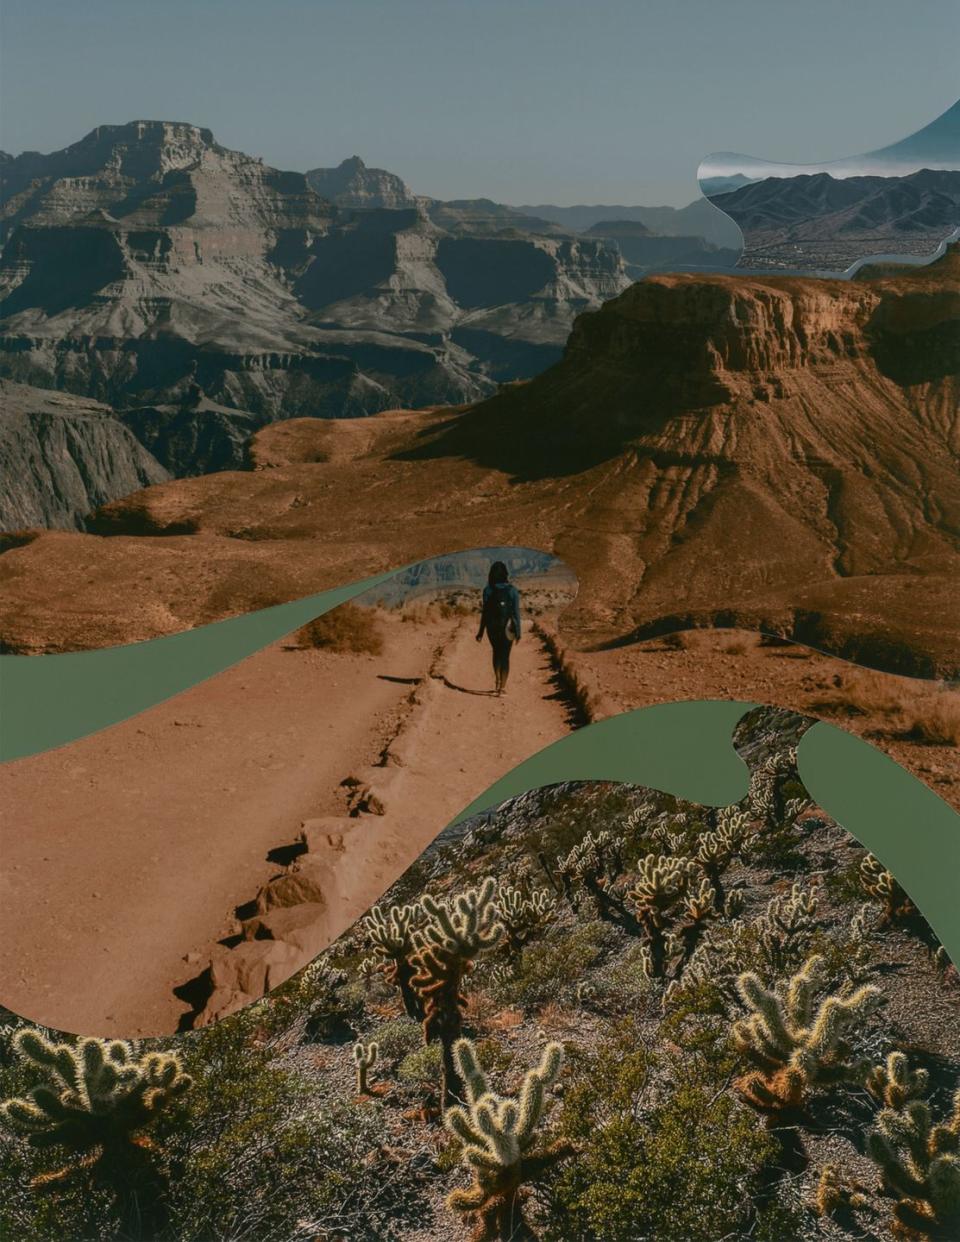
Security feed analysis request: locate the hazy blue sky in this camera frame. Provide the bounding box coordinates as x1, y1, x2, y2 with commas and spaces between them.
2, 0, 957, 206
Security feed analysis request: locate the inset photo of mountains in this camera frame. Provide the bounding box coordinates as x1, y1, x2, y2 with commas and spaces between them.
699, 99, 960, 273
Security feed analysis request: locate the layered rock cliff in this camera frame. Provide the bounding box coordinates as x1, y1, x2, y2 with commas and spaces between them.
1, 251, 956, 674
305, 155, 419, 210
0, 122, 630, 441
0, 379, 169, 529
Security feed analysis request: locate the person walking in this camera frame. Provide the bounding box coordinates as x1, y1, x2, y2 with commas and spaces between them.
476, 560, 522, 696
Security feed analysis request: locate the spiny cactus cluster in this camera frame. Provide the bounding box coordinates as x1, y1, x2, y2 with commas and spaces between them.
733, 954, 883, 1112
444, 1037, 574, 1242
362, 900, 425, 1019
868, 1080, 960, 1239
695, 808, 751, 910
1, 1027, 191, 1233
495, 884, 556, 956
746, 749, 796, 827
814, 1162, 868, 1217
650, 821, 688, 856
1, 1029, 192, 1159
756, 882, 819, 974
411, 879, 503, 1108
360, 881, 505, 1106
353, 1041, 379, 1096
554, 829, 625, 913
860, 854, 917, 925
866, 1051, 929, 1110
629, 853, 716, 979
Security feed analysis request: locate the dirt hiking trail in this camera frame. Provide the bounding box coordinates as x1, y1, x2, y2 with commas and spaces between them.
0, 609, 578, 1036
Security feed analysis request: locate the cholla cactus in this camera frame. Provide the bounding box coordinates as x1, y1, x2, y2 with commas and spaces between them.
747, 747, 798, 828
628, 853, 705, 978
363, 900, 424, 1019
733, 954, 883, 1112
868, 1090, 960, 1239
352, 1041, 379, 1095
866, 1052, 929, 1110
651, 821, 687, 854
556, 830, 624, 914
756, 883, 819, 975
860, 854, 917, 925
444, 1038, 574, 1241
815, 1162, 868, 1217
411, 878, 503, 1108
1, 1029, 191, 1230
785, 795, 812, 822
695, 810, 749, 910
575, 981, 599, 1008
495, 884, 556, 956
932, 945, 959, 990
487, 963, 514, 992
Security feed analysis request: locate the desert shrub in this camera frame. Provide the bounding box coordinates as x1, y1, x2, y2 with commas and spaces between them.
369, 1018, 423, 1065
398, 1043, 442, 1087
163, 1011, 421, 1240
296, 603, 383, 655
505, 921, 621, 1010
547, 1024, 795, 1242
586, 946, 653, 1013
0, 1008, 426, 1242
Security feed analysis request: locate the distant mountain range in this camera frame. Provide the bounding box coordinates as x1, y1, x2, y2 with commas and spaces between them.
515, 196, 742, 248
699, 99, 960, 272
0, 122, 635, 511
710, 167, 960, 271
0, 121, 754, 524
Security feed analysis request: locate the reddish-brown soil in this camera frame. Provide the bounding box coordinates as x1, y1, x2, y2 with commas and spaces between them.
1, 250, 957, 675
0, 608, 578, 1036
560, 626, 960, 810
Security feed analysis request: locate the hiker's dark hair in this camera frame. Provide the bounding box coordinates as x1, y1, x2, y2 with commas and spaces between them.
488, 560, 509, 586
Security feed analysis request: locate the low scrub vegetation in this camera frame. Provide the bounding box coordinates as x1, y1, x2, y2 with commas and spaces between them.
2, 706, 956, 1241
296, 602, 384, 655
810, 668, 960, 746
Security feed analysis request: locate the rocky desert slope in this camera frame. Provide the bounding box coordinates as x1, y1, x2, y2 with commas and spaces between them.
1, 247, 956, 676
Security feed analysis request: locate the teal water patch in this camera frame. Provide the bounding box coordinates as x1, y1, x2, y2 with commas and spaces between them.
799, 721, 960, 965
0, 570, 397, 762
454, 699, 758, 817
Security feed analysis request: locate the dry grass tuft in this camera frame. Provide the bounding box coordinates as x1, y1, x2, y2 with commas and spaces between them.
296, 603, 384, 655
487, 1007, 524, 1032
810, 669, 960, 745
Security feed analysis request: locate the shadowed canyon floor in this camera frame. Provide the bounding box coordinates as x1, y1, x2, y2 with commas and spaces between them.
2, 249, 958, 675
0, 610, 579, 1035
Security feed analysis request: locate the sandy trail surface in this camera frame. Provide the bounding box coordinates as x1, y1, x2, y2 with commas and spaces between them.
304, 618, 580, 957
0, 612, 576, 1036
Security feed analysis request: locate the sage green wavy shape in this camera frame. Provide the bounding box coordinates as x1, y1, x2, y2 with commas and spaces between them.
798, 722, 960, 965
0, 569, 400, 763
3, 574, 957, 967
